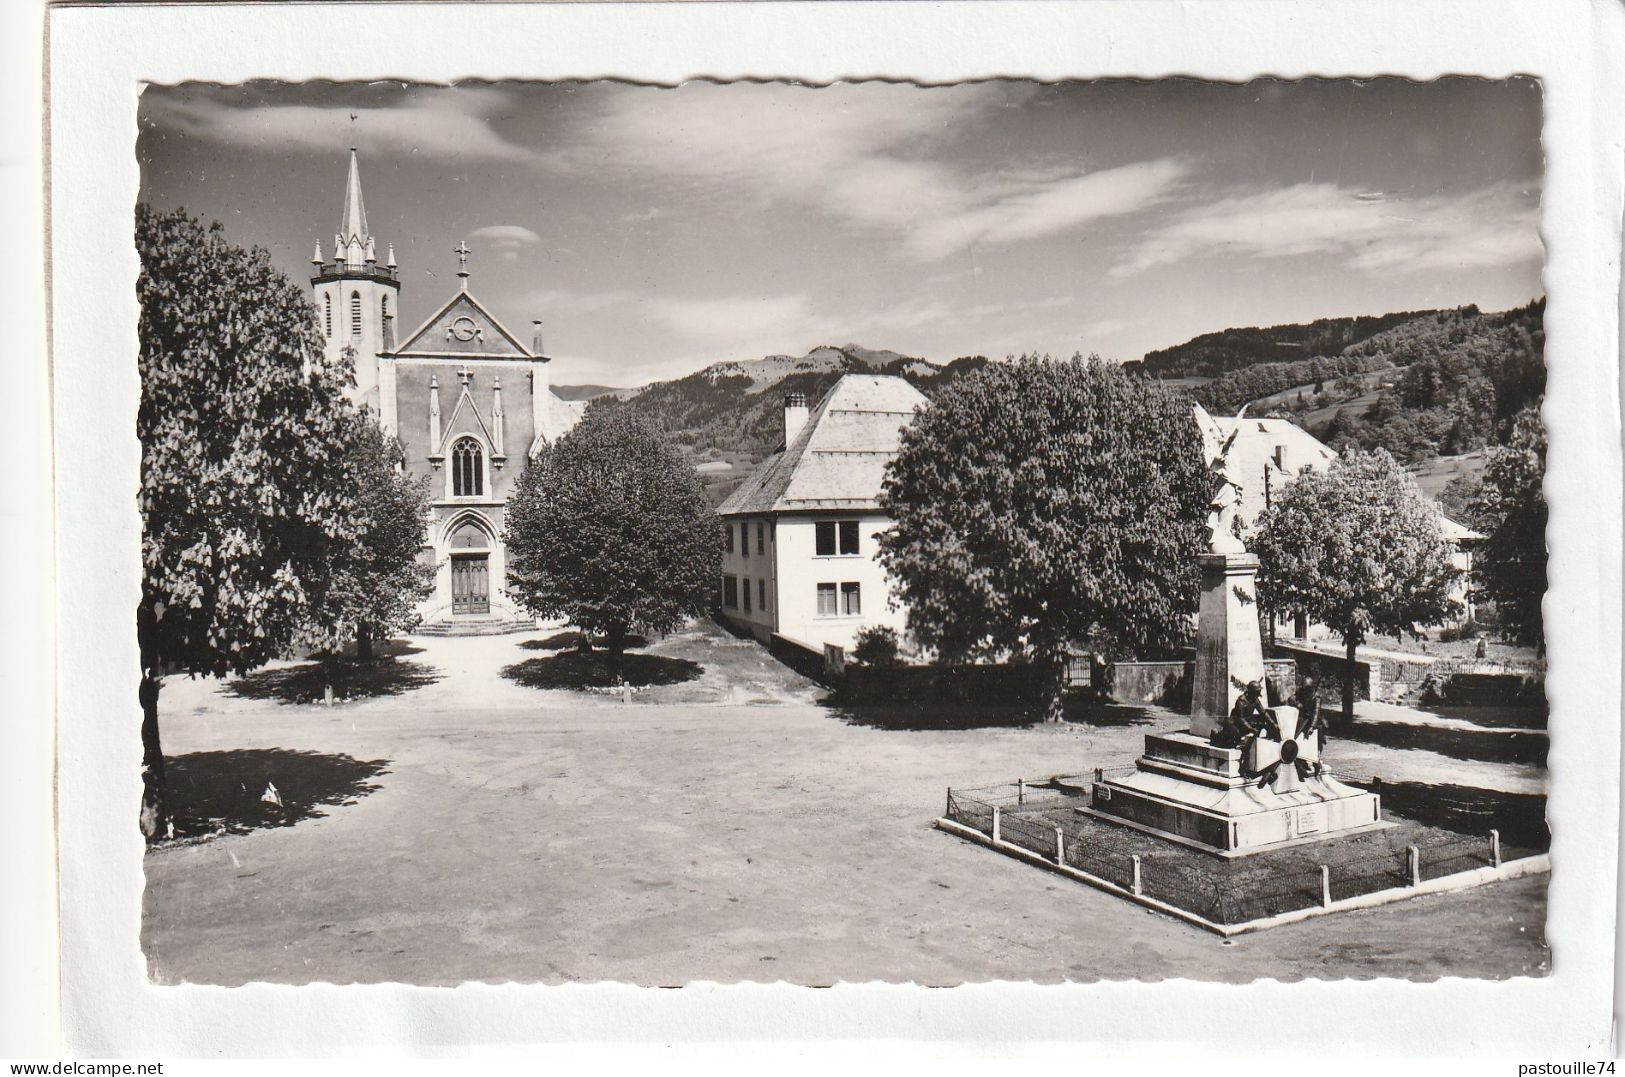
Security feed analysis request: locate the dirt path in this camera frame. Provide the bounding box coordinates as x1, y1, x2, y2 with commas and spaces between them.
144, 628, 1548, 986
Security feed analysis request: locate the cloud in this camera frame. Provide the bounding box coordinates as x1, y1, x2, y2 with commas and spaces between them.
139, 85, 538, 162
1114, 181, 1542, 277
469, 224, 541, 261
549, 82, 1180, 261
643, 294, 816, 343
905, 159, 1190, 261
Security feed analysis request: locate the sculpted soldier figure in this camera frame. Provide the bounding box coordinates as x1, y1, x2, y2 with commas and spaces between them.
1210, 681, 1278, 750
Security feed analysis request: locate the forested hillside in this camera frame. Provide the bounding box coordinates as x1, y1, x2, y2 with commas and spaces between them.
1132, 309, 1444, 378
1225, 300, 1545, 463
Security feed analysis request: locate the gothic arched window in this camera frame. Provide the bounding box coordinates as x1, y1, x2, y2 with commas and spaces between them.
452, 437, 484, 498
381, 294, 393, 348
350, 291, 362, 337
324, 293, 332, 337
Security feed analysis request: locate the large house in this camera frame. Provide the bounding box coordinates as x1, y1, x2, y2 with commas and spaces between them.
1196, 405, 1480, 636
715, 374, 926, 653
311, 149, 583, 629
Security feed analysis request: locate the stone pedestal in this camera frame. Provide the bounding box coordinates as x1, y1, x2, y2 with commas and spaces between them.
1087, 723, 1385, 856
1189, 552, 1267, 738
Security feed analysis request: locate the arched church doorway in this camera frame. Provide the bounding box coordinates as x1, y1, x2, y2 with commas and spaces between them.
448, 520, 491, 615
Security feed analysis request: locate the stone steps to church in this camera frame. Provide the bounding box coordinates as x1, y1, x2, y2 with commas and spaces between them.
413, 619, 537, 638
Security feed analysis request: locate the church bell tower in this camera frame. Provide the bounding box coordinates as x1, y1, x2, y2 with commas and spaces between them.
311, 147, 401, 412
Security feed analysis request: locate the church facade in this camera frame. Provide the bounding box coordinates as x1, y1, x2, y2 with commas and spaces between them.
311, 149, 583, 627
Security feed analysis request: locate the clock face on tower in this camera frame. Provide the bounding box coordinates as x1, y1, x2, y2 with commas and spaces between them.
449, 315, 481, 343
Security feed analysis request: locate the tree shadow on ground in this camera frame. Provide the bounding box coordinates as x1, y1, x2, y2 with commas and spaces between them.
501, 650, 702, 691
823, 691, 1158, 731
1344, 777, 1550, 852
825, 702, 1044, 730
1061, 696, 1160, 728
160, 748, 390, 840
225, 657, 442, 705
518, 631, 651, 652
1339, 717, 1547, 766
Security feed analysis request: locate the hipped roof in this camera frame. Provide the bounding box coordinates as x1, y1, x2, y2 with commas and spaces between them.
717, 374, 928, 516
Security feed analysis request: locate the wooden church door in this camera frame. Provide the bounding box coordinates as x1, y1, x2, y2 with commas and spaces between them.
452, 556, 490, 615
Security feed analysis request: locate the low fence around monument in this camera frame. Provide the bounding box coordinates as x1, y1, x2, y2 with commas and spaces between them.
940, 778, 1547, 930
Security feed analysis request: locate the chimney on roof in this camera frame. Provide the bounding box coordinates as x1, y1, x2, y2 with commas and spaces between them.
784, 392, 809, 447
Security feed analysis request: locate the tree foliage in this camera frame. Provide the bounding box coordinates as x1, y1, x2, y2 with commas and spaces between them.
1467, 405, 1547, 647
1253, 448, 1462, 717
503, 405, 720, 650
138, 203, 364, 678
137, 203, 369, 836
298, 418, 434, 659
877, 355, 1210, 718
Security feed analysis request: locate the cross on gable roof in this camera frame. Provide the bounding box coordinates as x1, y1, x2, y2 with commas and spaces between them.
391, 290, 534, 359
434, 383, 502, 459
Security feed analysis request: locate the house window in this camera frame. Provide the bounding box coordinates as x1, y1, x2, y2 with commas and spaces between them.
758, 578, 767, 610
817, 583, 838, 616
350, 291, 362, 336
816, 520, 861, 556
722, 575, 738, 609
324, 293, 332, 337
743, 577, 752, 613
756, 522, 765, 556
841, 582, 861, 616
741, 522, 749, 560
724, 524, 735, 553
452, 437, 484, 497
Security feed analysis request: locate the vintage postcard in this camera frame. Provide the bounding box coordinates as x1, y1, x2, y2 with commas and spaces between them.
29, 0, 1625, 1060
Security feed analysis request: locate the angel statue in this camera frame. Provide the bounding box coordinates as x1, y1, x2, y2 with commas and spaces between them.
1199, 403, 1249, 555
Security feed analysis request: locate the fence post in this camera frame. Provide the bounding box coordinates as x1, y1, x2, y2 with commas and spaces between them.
1489, 829, 1502, 868
1131, 854, 1143, 896
1054, 827, 1066, 866
991, 805, 1001, 844
1320, 865, 1331, 908
945, 787, 953, 819
1017, 778, 1025, 805
1407, 845, 1421, 886
1094, 766, 1104, 782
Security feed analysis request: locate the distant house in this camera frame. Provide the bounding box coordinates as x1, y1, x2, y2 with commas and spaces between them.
1196, 406, 1480, 637
715, 374, 927, 654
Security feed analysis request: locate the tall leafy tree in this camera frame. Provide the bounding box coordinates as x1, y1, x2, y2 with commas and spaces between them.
877, 355, 1210, 721
137, 204, 364, 838
1468, 404, 1547, 649
503, 405, 720, 655
1253, 448, 1462, 722
299, 417, 435, 664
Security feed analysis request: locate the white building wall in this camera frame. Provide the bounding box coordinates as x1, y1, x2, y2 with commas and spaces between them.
773, 514, 909, 652
718, 516, 778, 640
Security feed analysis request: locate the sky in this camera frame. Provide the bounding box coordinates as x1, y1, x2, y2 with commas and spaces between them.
137, 78, 1544, 388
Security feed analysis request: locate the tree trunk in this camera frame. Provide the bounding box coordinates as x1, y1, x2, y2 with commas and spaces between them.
139, 673, 166, 841
1044, 650, 1069, 723
1342, 632, 1359, 730
576, 631, 592, 654
356, 623, 374, 662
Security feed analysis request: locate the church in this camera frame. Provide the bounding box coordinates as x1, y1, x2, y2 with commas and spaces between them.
310, 149, 583, 629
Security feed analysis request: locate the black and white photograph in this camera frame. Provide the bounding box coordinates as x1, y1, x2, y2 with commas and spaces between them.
133, 75, 1551, 984
17, 0, 1625, 1062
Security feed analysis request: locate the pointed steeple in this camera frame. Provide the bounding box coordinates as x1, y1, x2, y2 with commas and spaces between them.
338, 147, 370, 264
